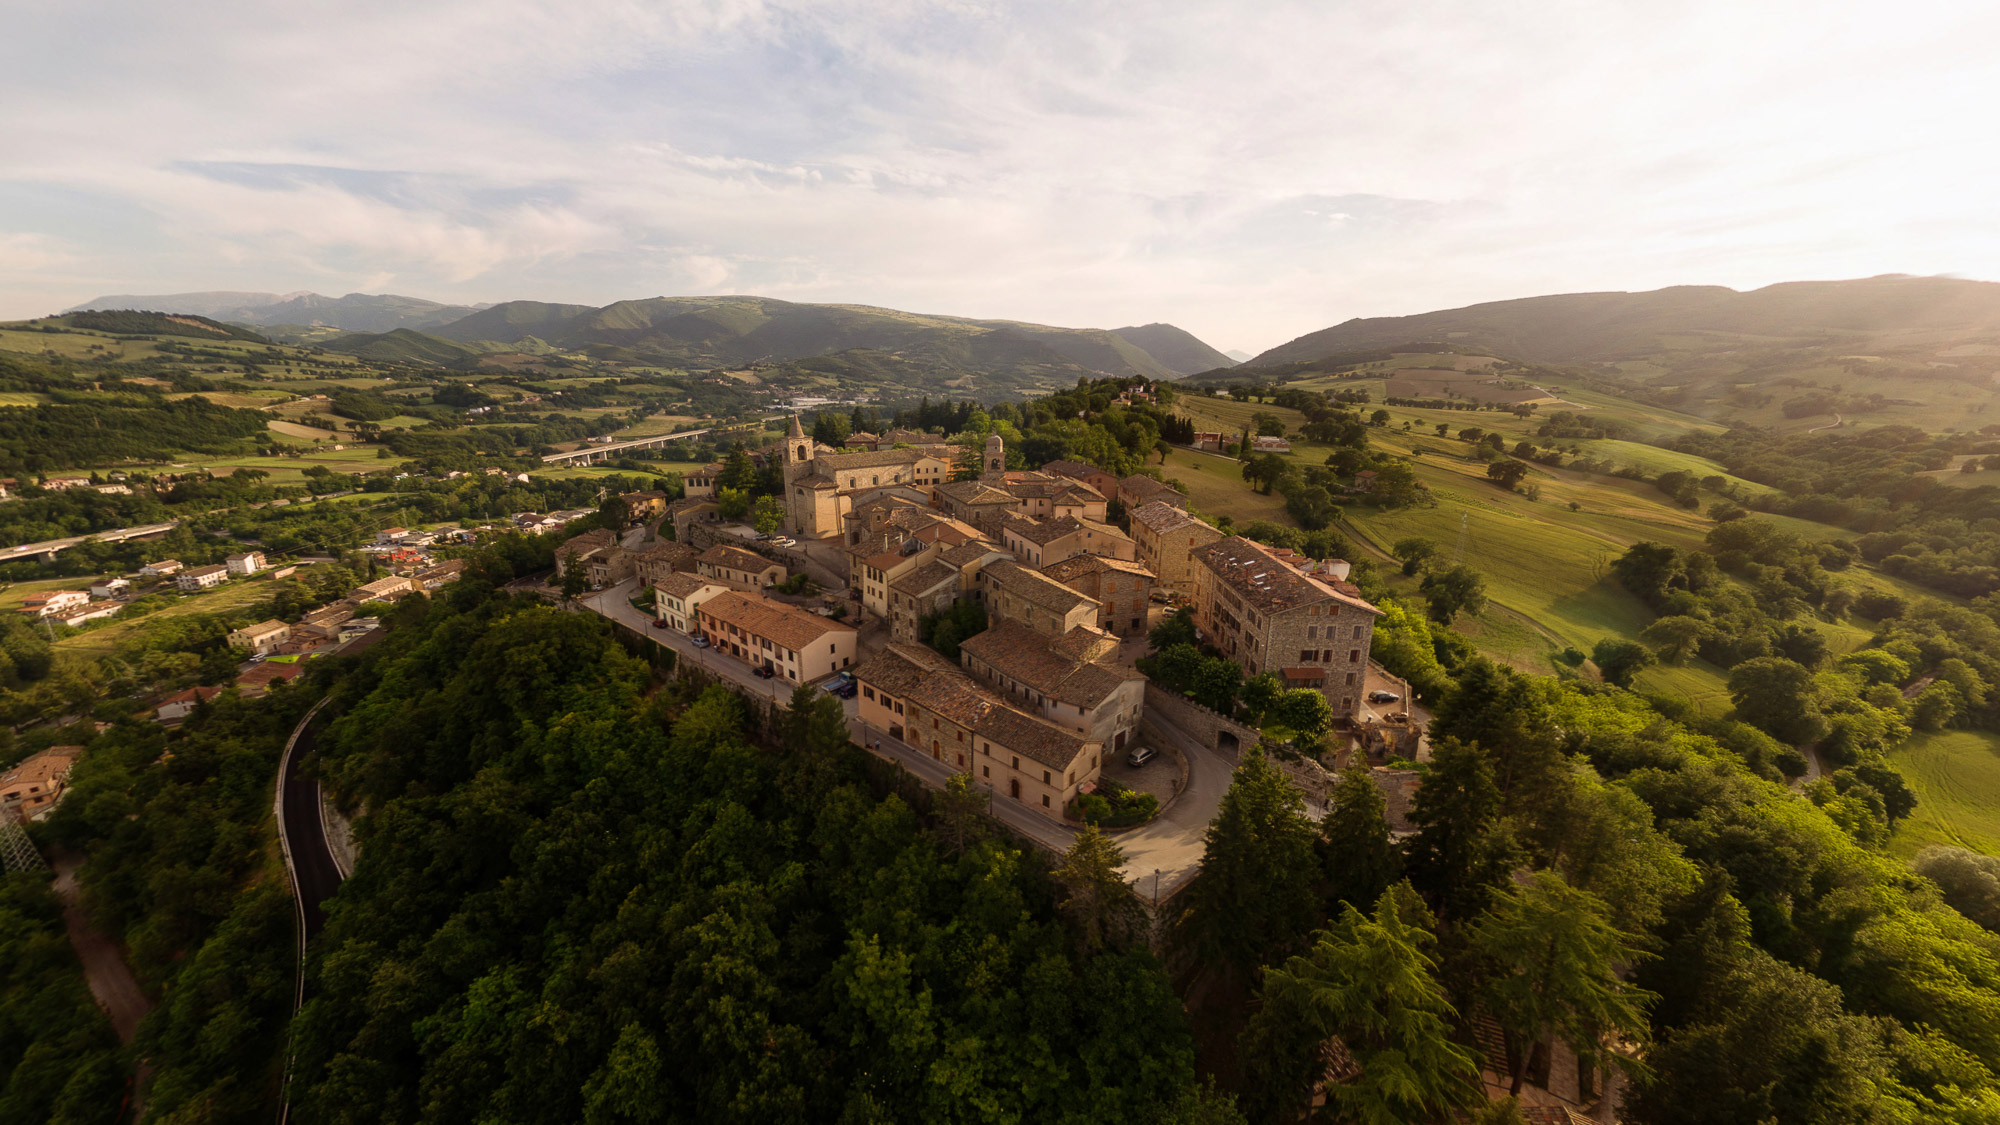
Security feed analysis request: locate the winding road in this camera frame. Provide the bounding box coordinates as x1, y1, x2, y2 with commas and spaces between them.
1809, 412, 1845, 433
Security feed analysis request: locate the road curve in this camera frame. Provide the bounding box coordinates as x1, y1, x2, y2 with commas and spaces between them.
276, 699, 339, 1125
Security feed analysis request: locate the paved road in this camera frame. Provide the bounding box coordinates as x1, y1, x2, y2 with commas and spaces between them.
1112, 722, 1233, 901
280, 720, 342, 943
585, 577, 807, 705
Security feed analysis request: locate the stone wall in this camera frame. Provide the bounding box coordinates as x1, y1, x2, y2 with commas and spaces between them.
1143, 683, 1261, 759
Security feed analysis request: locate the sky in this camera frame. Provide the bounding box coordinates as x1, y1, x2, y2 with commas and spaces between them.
4, 0, 1999, 354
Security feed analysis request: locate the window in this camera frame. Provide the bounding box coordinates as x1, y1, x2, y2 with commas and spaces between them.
1350, 649, 1361, 663
829, 643, 836, 653
1323, 650, 1333, 662
956, 730, 964, 742
1346, 672, 1357, 686
1299, 650, 1313, 663
1042, 769, 1051, 784
1042, 795, 1050, 807
1307, 626, 1318, 640
1011, 756, 1019, 769
1353, 625, 1365, 639
983, 766, 990, 777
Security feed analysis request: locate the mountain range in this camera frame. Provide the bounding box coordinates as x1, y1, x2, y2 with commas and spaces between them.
68, 290, 1238, 381
1246, 275, 2000, 368
66, 291, 484, 333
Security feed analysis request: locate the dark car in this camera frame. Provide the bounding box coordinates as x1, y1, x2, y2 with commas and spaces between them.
1367, 689, 1401, 704
754, 665, 776, 679
651, 618, 672, 629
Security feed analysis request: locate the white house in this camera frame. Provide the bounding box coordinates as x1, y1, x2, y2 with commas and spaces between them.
224, 551, 266, 577
89, 578, 129, 599
177, 565, 230, 592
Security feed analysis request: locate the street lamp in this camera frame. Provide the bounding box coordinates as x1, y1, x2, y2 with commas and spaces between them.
1152, 868, 1161, 909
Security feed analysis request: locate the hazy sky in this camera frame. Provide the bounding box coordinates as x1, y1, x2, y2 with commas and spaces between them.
4, 0, 1997, 353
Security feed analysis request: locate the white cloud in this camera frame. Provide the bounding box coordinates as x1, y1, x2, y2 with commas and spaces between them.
3, 0, 1999, 351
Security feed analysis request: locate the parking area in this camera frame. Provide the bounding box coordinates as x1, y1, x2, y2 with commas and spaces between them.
1101, 741, 1184, 804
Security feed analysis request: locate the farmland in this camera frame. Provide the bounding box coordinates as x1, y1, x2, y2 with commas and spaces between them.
1886, 730, 2000, 860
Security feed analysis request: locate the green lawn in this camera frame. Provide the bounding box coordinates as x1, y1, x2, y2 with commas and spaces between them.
55, 577, 280, 661
1887, 730, 2000, 859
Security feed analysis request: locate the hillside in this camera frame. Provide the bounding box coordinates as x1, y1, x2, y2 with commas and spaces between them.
1242, 275, 2000, 430
1112, 323, 1237, 373
320, 327, 485, 366
425, 295, 1218, 384
1251, 275, 2000, 366
68, 290, 483, 332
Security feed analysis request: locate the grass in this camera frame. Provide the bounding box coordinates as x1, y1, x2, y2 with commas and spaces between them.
56, 578, 280, 661
1887, 730, 2000, 859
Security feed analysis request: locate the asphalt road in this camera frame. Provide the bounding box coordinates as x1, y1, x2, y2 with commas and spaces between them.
281, 721, 342, 943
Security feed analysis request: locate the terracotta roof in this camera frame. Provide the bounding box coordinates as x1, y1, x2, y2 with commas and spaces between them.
890, 560, 958, 597
1, 746, 83, 790
1194, 537, 1383, 617
958, 618, 1141, 710
159, 685, 225, 708
818, 448, 945, 471
654, 572, 724, 599
237, 661, 307, 688
1001, 514, 1087, 545
939, 541, 1009, 568
1039, 555, 1155, 583
1131, 500, 1208, 534
697, 591, 854, 651
562, 528, 617, 554
631, 541, 699, 565
852, 644, 1092, 768
181, 564, 228, 578
234, 619, 289, 639
1120, 475, 1180, 499
698, 544, 778, 572
847, 431, 880, 443
935, 479, 1019, 506
794, 473, 840, 489
983, 560, 1100, 615
1042, 460, 1108, 481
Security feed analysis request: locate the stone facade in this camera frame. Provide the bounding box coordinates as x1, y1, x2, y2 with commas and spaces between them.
1190, 536, 1382, 717
1039, 555, 1156, 636
998, 515, 1136, 568
782, 415, 954, 540
1130, 501, 1224, 595
978, 560, 1100, 638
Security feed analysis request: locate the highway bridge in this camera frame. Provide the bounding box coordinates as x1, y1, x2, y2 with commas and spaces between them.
0, 521, 179, 564
539, 418, 780, 465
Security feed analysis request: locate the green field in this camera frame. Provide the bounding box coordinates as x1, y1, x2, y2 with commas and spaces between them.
55, 576, 282, 661
1887, 730, 2000, 859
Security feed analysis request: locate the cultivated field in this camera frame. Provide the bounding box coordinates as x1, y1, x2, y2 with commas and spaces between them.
1887, 730, 2000, 859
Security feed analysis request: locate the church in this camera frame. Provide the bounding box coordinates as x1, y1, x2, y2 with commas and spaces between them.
782, 415, 1006, 540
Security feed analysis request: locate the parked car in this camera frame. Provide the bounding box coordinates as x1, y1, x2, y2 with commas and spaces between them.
691, 636, 711, 649
1126, 745, 1159, 767
651, 618, 671, 629
822, 671, 857, 698
754, 665, 776, 679
1367, 689, 1401, 704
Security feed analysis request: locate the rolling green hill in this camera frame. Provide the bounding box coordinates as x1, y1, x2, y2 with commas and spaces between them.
1111, 323, 1237, 373
1240, 276, 2000, 431
68, 290, 483, 332
320, 327, 486, 366
424, 295, 1219, 384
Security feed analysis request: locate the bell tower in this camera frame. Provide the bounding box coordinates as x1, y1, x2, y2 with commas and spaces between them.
784, 414, 810, 486
983, 433, 1005, 479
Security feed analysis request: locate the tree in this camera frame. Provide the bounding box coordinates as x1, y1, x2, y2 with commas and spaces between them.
1321, 767, 1399, 912
1591, 638, 1656, 688
1242, 453, 1291, 494
1402, 738, 1514, 921
715, 486, 752, 520
1285, 484, 1340, 530
718, 442, 756, 490
752, 495, 785, 535
1392, 536, 1439, 577
930, 772, 989, 857
1275, 688, 1333, 741
559, 562, 590, 603
1243, 887, 1482, 1125
1148, 607, 1197, 652
1913, 847, 2000, 932
1486, 459, 1530, 490
1467, 871, 1655, 1096
1052, 826, 1145, 952
1239, 672, 1283, 723
1178, 748, 1322, 976
1419, 563, 1487, 623
1191, 656, 1243, 714
1370, 409, 1392, 426
1726, 657, 1828, 745
599, 493, 630, 528
1639, 616, 1707, 664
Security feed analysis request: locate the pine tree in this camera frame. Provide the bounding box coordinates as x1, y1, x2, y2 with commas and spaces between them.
1178, 748, 1321, 977
1321, 766, 1399, 913
1052, 826, 1144, 952
1402, 737, 1516, 922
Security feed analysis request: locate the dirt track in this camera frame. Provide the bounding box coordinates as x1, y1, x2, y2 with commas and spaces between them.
50, 855, 152, 1045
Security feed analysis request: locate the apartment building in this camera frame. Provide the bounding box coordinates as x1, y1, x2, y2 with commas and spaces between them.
888, 560, 960, 643
696, 544, 787, 591
694, 591, 857, 683
959, 619, 1146, 752
652, 572, 730, 633
18, 590, 88, 617
854, 643, 1104, 821
998, 515, 1135, 568
1190, 536, 1384, 716
225, 551, 266, 576
1, 746, 84, 824
228, 619, 292, 656
176, 565, 230, 592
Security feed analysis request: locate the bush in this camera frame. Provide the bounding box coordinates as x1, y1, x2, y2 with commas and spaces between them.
1072, 780, 1160, 828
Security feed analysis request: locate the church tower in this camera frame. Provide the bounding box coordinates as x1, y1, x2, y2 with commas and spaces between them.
784, 414, 811, 487
983, 433, 1005, 479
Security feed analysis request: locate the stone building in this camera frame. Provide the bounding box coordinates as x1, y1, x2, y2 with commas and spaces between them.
1130, 501, 1223, 595
998, 515, 1135, 568
959, 619, 1147, 753
853, 643, 1104, 822
782, 415, 954, 540
978, 560, 1101, 638
1189, 536, 1383, 717
695, 544, 787, 591
888, 560, 960, 643
1039, 554, 1156, 636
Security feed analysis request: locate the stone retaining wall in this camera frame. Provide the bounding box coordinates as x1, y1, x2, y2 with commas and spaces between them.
1143, 683, 1261, 760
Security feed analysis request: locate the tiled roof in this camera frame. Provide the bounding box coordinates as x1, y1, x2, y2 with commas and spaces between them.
890, 560, 958, 596
819, 448, 944, 471
1039, 555, 1155, 583
182, 564, 228, 578
698, 544, 777, 572
563, 528, 617, 554
939, 541, 1009, 568
958, 618, 1141, 709
1001, 514, 1086, 545
698, 591, 854, 651
983, 560, 1099, 615
935, 480, 1019, 506
794, 472, 840, 489
1193, 537, 1382, 616
654, 572, 721, 599
236, 619, 289, 638
1120, 475, 1179, 498
852, 644, 1091, 768
1130, 500, 1207, 534
1, 746, 83, 789
237, 661, 307, 688
631, 541, 699, 565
